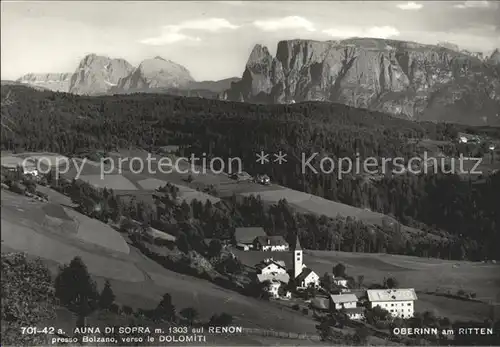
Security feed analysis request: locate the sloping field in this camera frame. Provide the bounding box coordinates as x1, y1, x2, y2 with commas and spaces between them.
2, 190, 130, 254
137, 177, 221, 204
14, 152, 70, 168
64, 208, 130, 254
241, 189, 392, 226
1, 155, 25, 168
309, 251, 500, 300
35, 184, 74, 206
148, 227, 176, 242
1, 217, 143, 282
143, 269, 319, 333
78, 174, 139, 190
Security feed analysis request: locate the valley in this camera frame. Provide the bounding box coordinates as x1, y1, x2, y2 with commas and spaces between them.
2, 4, 500, 343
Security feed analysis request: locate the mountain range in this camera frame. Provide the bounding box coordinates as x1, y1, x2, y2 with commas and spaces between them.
16, 55, 240, 97
223, 39, 500, 126
15, 39, 500, 126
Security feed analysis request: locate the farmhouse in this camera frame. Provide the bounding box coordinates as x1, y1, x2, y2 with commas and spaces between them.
329, 276, 349, 292
367, 288, 418, 319
1, 157, 38, 176
23, 164, 38, 176
255, 258, 290, 284
292, 236, 319, 288
256, 258, 287, 275
457, 132, 480, 144
329, 293, 364, 319
253, 235, 289, 251
329, 293, 358, 310
158, 145, 180, 154
233, 227, 266, 250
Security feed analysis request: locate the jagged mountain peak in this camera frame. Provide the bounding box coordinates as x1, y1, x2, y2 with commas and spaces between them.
489, 48, 500, 65
69, 54, 134, 95
247, 44, 272, 65
115, 57, 194, 92
224, 38, 500, 126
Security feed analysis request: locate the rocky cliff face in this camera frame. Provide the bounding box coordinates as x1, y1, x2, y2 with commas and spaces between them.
16, 73, 72, 92
19, 54, 240, 97
69, 54, 134, 95
223, 38, 500, 126
488, 49, 500, 66
114, 57, 194, 93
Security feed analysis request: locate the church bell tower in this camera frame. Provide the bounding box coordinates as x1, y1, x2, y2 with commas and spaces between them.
293, 235, 303, 278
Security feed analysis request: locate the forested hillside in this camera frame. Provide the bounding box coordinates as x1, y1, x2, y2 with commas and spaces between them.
2, 86, 499, 260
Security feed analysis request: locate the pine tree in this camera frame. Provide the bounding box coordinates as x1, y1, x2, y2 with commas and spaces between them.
54, 257, 99, 328
98, 280, 115, 310
180, 307, 198, 325
155, 293, 176, 322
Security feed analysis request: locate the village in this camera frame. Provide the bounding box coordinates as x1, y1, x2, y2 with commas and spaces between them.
2, 151, 497, 346
233, 227, 418, 322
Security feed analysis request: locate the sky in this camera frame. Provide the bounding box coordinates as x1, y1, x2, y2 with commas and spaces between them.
1, 0, 499, 81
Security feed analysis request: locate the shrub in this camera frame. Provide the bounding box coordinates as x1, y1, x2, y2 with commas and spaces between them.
180, 307, 198, 325
122, 305, 134, 315
292, 304, 300, 311
209, 312, 233, 326
109, 303, 120, 314
1, 253, 56, 345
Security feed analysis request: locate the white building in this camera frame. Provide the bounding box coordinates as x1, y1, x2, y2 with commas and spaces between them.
23, 166, 38, 177
257, 259, 287, 276
296, 268, 320, 289
293, 236, 319, 288
345, 307, 365, 320
253, 236, 289, 252
256, 258, 290, 284
266, 280, 281, 299
332, 277, 348, 289
367, 289, 418, 319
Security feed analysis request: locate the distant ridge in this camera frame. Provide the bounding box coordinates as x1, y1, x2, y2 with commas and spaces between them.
17, 54, 241, 96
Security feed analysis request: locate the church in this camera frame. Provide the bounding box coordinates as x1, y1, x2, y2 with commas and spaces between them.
292, 235, 320, 289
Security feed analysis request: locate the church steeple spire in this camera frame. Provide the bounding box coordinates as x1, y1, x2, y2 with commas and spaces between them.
294, 235, 302, 251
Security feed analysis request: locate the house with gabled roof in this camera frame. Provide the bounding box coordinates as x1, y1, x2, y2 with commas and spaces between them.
329, 293, 364, 320
255, 258, 290, 284
329, 293, 358, 310
233, 227, 267, 250
253, 235, 289, 251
